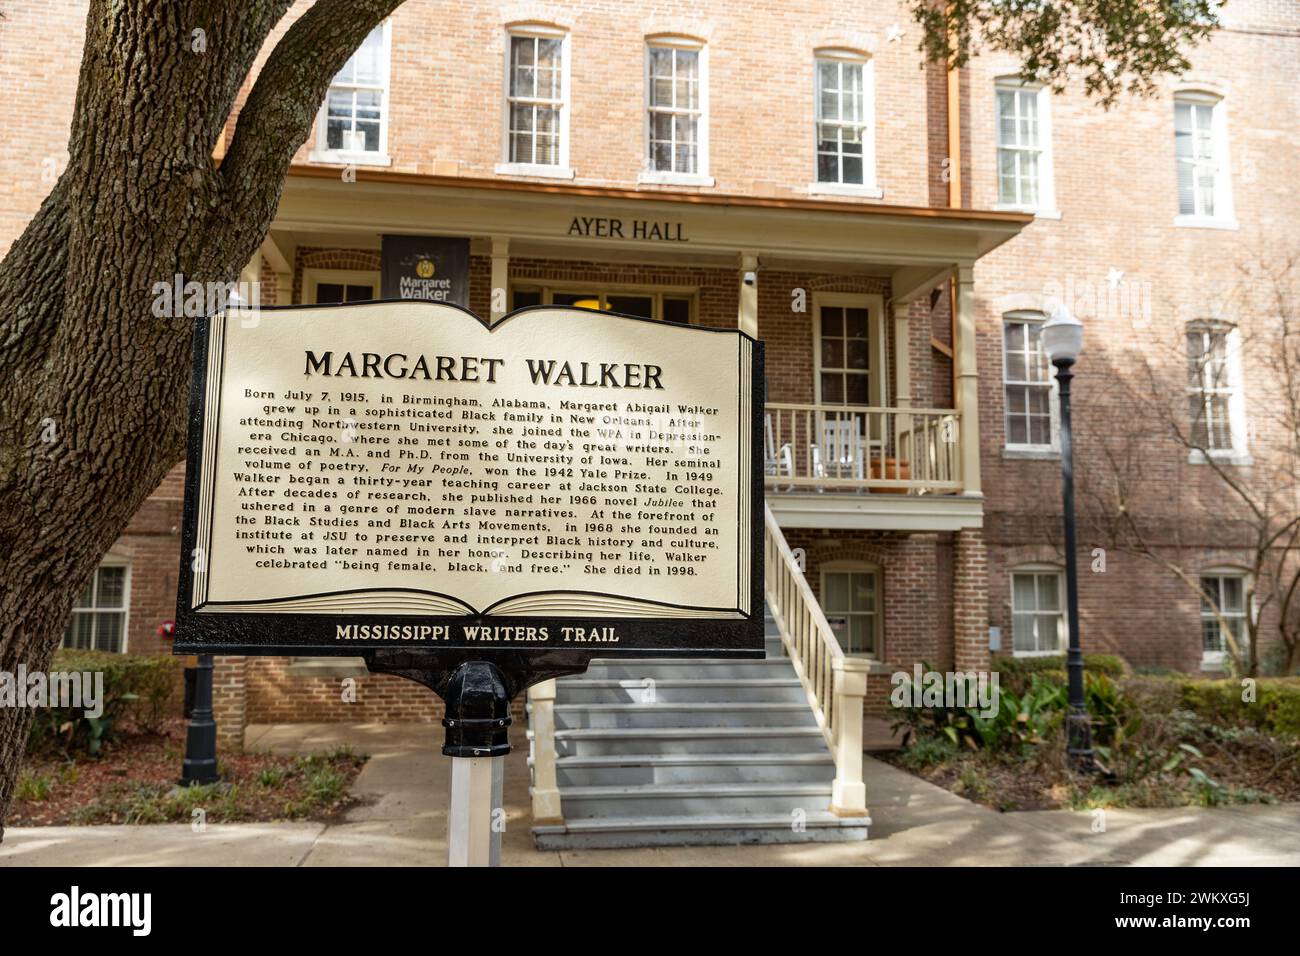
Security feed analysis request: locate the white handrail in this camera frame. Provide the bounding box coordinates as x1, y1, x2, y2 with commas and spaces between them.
764, 503, 868, 816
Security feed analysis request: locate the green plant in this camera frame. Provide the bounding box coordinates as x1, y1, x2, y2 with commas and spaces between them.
24, 651, 180, 757
16, 773, 52, 802
257, 767, 287, 788
897, 735, 959, 769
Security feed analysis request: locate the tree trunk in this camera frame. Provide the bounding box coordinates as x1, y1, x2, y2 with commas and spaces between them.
0, 0, 403, 839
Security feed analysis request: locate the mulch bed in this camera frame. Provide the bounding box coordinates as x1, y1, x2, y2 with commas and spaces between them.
11, 717, 367, 826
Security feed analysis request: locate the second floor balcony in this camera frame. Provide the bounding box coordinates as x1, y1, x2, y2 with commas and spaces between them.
765, 402, 962, 494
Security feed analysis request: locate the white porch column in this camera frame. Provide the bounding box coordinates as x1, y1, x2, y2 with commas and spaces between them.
490, 236, 510, 324
892, 299, 912, 408
954, 264, 981, 495
527, 679, 563, 825
737, 252, 759, 337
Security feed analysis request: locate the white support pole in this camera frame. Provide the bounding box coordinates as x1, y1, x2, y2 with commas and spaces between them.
737, 252, 759, 338
527, 679, 563, 825
490, 236, 510, 325
829, 657, 870, 817
954, 264, 981, 496
447, 754, 504, 867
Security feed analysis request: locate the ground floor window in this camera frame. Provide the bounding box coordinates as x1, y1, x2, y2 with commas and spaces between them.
63, 563, 129, 653
1199, 572, 1248, 665
820, 566, 880, 657
509, 284, 694, 323
303, 268, 379, 304
1011, 568, 1063, 655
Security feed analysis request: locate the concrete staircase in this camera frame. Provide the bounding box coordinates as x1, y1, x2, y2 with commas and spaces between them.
528, 607, 870, 849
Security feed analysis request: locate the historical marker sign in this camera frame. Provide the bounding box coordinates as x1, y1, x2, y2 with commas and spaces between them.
175, 302, 763, 657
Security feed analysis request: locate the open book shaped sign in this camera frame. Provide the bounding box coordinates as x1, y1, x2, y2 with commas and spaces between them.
175, 301, 764, 659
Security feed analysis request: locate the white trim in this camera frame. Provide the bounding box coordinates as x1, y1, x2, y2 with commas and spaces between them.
812, 51, 878, 194
1185, 320, 1248, 461
1172, 90, 1235, 228
500, 26, 572, 175
643, 36, 709, 182
65, 558, 132, 655
494, 162, 575, 179
1197, 567, 1252, 670
812, 292, 885, 407
994, 78, 1056, 218
819, 561, 883, 660
302, 268, 380, 305
1001, 310, 1059, 453
309, 21, 393, 168
1009, 564, 1065, 657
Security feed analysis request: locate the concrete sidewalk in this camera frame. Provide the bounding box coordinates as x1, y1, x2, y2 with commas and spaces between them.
2, 722, 1297, 866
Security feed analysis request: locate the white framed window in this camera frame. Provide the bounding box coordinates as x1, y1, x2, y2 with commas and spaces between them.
813, 293, 885, 407
1199, 571, 1249, 669
1174, 91, 1235, 229
303, 268, 379, 305
496, 26, 573, 179
310, 22, 391, 166
810, 51, 879, 198
1185, 321, 1247, 459
1010, 567, 1064, 656
639, 37, 712, 187
820, 564, 881, 658
1002, 312, 1057, 451
63, 561, 130, 654
995, 79, 1056, 216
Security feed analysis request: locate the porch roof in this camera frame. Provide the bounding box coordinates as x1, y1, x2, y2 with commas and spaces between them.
272, 164, 1031, 275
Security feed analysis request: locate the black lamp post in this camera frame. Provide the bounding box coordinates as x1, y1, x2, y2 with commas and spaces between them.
1041, 305, 1094, 770
180, 653, 220, 786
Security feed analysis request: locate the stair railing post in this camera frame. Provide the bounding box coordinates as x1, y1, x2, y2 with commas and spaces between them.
527, 678, 564, 825
829, 657, 870, 816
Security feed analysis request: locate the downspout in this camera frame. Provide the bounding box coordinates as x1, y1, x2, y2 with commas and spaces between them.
946, 21, 961, 405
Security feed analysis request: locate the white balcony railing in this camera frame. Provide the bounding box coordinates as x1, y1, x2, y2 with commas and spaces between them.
765, 402, 962, 494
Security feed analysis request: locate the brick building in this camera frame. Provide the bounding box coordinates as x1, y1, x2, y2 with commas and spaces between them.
3, 1, 1297, 767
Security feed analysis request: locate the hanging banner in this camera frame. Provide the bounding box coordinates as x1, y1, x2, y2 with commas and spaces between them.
175, 302, 764, 658
380, 235, 470, 306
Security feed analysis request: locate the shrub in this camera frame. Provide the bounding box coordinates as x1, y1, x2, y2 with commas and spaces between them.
993, 654, 1128, 694
1178, 678, 1300, 738
897, 735, 959, 769
24, 651, 180, 757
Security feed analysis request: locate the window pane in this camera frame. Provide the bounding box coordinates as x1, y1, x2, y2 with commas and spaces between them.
1012, 613, 1036, 652
820, 373, 843, 403
1012, 574, 1037, 611
345, 285, 373, 302
662, 297, 691, 324
316, 283, 345, 304
607, 295, 654, 318
846, 339, 869, 370
821, 338, 843, 368
1221, 576, 1244, 612
512, 289, 543, 309
65, 613, 94, 650
97, 567, 125, 608
824, 573, 849, 612
845, 374, 870, 405
851, 573, 875, 612
821, 306, 843, 336
1036, 574, 1060, 611
95, 612, 123, 653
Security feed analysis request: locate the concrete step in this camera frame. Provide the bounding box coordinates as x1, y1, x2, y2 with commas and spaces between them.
532, 811, 869, 849
550, 752, 836, 786
542, 725, 828, 756
581, 658, 789, 680
546, 701, 818, 730
554, 677, 807, 704
559, 781, 833, 818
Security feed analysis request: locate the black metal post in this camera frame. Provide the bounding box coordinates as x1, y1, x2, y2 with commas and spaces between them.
179, 653, 220, 786
1053, 359, 1094, 771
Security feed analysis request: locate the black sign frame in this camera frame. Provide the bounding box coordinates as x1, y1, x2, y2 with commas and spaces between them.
173, 301, 765, 661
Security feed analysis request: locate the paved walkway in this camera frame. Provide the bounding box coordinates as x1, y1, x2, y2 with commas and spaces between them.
2, 722, 1296, 866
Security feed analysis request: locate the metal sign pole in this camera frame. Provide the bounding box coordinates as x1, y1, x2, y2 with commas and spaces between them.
441, 660, 511, 867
